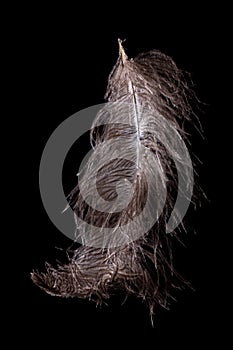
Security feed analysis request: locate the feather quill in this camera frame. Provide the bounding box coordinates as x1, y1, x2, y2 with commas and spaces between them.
32, 40, 198, 320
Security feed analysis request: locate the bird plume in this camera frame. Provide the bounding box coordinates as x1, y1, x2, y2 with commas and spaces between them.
32, 39, 200, 322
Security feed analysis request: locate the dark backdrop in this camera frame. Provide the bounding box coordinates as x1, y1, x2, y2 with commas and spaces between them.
11, 4, 225, 348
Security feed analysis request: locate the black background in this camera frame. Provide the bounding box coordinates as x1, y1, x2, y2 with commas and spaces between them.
11, 3, 227, 348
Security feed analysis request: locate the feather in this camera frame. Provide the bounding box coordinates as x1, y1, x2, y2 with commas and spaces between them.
31, 40, 199, 321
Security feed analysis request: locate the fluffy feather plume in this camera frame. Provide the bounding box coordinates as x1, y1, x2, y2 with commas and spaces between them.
32, 40, 198, 321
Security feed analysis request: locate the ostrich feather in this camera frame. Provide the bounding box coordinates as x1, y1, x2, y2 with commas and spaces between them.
32, 40, 198, 320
